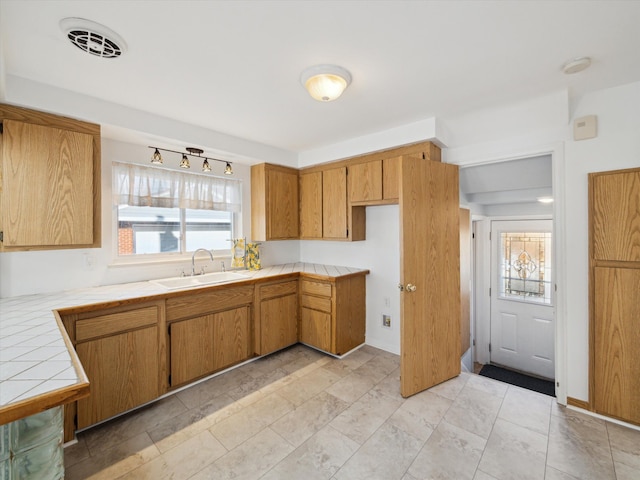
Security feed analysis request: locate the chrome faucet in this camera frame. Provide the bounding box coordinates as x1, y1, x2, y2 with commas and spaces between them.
191, 248, 214, 276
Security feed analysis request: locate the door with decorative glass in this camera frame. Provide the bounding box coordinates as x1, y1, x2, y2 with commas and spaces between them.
490, 220, 554, 380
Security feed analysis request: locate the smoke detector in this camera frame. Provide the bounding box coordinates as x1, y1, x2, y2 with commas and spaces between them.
562, 57, 591, 75
60, 18, 127, 58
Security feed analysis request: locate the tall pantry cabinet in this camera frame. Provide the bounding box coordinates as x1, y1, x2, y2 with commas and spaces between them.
589, 167, 640, 425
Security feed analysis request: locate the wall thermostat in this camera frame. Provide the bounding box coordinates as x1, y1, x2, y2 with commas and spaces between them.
574, 115, 597, 141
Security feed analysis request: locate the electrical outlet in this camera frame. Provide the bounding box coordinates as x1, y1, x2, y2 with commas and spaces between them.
382, 314, 391, 328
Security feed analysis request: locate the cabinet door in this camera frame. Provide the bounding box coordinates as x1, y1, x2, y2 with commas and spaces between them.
593, 267, 640, 424
383, 156, 400, 200
2, 120, 94, 247
300, 307, 332, 352
299, 171, 323, 238
171, 306, 250, 386
170, 314, 215, 386
76, 325, 159, 429
268, 167, 299, 239
349, 160, 382, 203
591, 170, 640, 262
322, 167, 348, 239
214, 306, 250, 371
261, 294, 298, 355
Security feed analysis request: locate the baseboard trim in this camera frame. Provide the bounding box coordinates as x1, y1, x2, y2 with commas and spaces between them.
567, 396, 590, 410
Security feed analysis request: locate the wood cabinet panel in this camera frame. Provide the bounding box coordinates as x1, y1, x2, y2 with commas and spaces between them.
593, 267, 640, 424
322, 167, 348, 239
2, 120, 94, 247
261, 294, 298, 356
300, 294, 332, 313
170, 314, 215, 386
0, 104, 101, 251
214, 306, 251, 371
383, 156, 400, 200
300, 308, 331, 352
349, 160, 382, 203
76, 306, 158, 341
260, 280, 298, 299
76, 325, 159, 429
166, 285, 253, 321
299, 275, 366, 355
251, 163, 299, 240
334, 275, 366, 355
300, 171, 323, 239
170, 306, 250, 387
300, 279, 332, 297
591, 170, 640, 262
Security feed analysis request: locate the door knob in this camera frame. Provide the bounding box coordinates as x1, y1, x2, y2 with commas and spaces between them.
406, 283, 417, 292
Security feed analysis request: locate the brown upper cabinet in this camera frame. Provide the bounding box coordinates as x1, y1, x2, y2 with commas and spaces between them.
252, 141, 440, 242
251, 163, 299, 241
322, 166, 349, 239
349, 160, 383, 203
299, 166, 365, 241
0, 104, 101, 251
299, 170, 323, 239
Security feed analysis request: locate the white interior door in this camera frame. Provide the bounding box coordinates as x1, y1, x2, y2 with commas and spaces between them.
490, 220, 554, 379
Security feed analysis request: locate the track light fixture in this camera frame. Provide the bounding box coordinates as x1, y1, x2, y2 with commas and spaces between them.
151, 148, 163, 164
148, 146, 233, 175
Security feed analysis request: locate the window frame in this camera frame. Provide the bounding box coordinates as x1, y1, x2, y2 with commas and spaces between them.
111, 162, 242, 265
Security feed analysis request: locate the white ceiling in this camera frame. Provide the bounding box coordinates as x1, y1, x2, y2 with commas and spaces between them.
1, 1, 640, 154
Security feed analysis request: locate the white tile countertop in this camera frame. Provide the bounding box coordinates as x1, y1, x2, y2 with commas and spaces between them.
0, 263, 368, 424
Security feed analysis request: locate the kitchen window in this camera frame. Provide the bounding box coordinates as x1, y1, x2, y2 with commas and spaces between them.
112, 162, 241, 258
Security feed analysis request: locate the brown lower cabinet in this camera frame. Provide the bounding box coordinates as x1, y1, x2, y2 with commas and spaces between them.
170, 306, 250, 387
61, 301, 166, 439
256, 279, 298, 356
300, 275, 366, 355
62, 272, 367, 441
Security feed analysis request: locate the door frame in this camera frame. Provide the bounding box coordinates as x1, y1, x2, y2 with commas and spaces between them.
463, 143, 567, 405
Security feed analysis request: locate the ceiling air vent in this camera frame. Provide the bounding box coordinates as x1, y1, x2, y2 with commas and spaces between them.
59, 18, 127, 59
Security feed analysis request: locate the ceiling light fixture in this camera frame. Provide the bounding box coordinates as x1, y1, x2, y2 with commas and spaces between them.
148, 146, 233, 175
300, 64, 352, 102
151, 148, 163, 164
562, 57, 591, 75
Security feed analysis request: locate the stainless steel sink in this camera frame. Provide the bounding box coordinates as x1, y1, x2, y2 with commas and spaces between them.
150, 271, 250, 290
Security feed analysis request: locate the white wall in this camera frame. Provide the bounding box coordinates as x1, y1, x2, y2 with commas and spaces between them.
0, 138, 263, 297
563, 81, 640, 402
299, 206, 401, 354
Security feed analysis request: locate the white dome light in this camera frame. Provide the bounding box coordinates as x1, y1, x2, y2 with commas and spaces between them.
300, 65, 352, 102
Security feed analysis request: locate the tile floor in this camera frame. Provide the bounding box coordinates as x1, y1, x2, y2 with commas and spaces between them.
64, 344, 640, 480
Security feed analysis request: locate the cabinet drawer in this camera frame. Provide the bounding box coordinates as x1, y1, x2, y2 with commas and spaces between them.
259, 280, 297, 300
301, 294, 332, 313
300, 279, 331, 298
166, 285, 254, 321
76, 306, 158, 342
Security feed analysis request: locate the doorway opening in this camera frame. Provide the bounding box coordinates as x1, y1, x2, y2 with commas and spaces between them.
460, 154, 557, 397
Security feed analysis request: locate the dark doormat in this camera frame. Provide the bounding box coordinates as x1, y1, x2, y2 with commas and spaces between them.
478, 364, 555, 397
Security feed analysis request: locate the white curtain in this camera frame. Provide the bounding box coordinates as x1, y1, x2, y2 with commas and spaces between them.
113, 162, 241, 212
